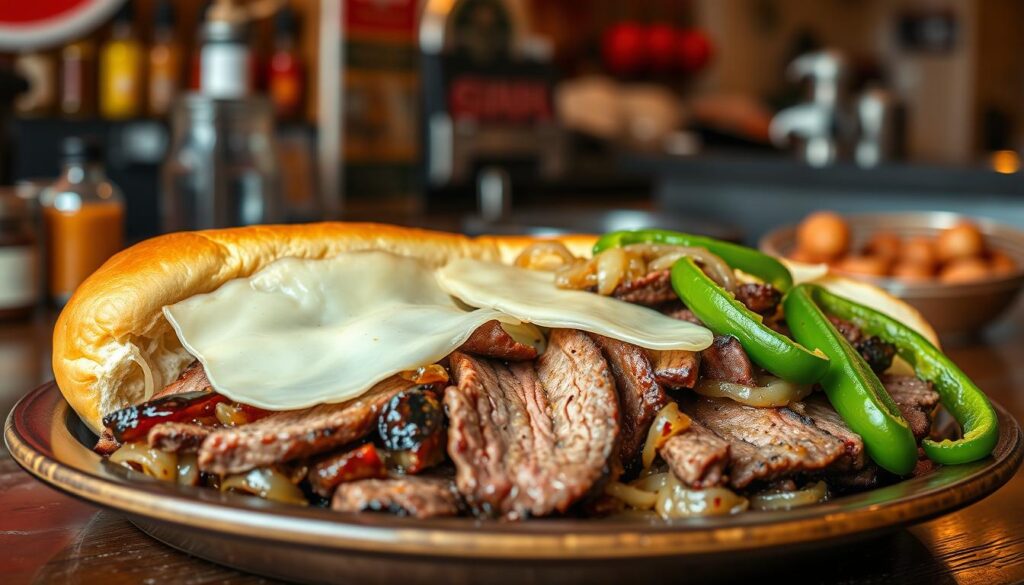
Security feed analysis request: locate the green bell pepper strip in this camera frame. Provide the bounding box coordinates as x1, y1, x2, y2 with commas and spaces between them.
670, 257, 829, 385
783, 284, 919, 475
807, 285, 999, 466
593, 229, 794, 291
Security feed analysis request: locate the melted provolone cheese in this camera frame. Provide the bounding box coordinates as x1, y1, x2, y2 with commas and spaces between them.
436, 259, 713, 351
163, 251, 515, 410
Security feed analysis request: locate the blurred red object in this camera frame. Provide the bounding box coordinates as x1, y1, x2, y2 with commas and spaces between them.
602, 22, 646, 76
646, 24, 676, 73
677, 28, 713, 73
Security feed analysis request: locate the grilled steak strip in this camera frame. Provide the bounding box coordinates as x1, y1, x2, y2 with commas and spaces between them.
459, 320, 538, 361
154, 361, 211, 399
686, 397, 847, 489
882, 374, 940, 440
331, 477, 461, 519
660, 421, 730, 488
613, 270, 676, 306
589, 334, 667, 461
700, 335, 757, 386
647, 349, 701, 389
198, 377, 414, 475
797, 395, 866, 471
660, 303, 703, 325
735, 283, 781, 316
445, 329, 619, 519
148, 422, 212, 453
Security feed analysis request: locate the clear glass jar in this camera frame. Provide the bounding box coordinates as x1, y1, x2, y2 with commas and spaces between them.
39, 138, 124, 306
161, 94, 281, 232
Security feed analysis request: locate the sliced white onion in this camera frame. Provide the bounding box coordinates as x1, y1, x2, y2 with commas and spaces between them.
221, 467, 308, 506
177, 453, 200, 486
514, 241, 577, 271
749, 481, 828, 511
605, 481, 658, 510
694, 375, 813, 407
642, 402, 691, 468
630, 471, 673, 492
597, 247, 628, 295
655, 475, 748, 518
627, 244, 736, 292
110, 442, 178, 482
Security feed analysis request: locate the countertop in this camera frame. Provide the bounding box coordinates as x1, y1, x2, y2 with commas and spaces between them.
2, 304, 1024, 584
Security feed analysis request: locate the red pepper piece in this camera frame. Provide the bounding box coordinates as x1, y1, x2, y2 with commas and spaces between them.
102, 390, 228, 443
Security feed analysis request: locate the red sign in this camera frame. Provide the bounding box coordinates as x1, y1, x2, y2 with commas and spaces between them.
0, 0, 122, 50
346, 0, 418, 40
449, 77, 553, 123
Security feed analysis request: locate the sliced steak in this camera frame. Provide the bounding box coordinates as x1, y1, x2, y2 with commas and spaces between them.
154, 361, 211, 399
735, 283, 781, 316
198, 377, 413, 475
700, 335, 757, 386
445, 329, 619, 519
147, 422, 212, 453
686, 397, 847, 489
589, 334, 667, 461
660, 421, 730, 488
459, 320, 538, 361
331, 477, 460, 518
613, 270, 676, 306
660, 303, 703, 325
647, 349, 701, 389
882, 374, 940, 441
798, 395, 866, 471
827, 317, 896, 373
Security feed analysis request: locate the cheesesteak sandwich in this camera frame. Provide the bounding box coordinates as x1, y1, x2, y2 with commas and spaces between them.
54, 223, 999, 519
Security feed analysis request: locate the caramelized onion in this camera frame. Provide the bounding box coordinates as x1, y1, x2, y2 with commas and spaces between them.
655, 475, 748, 518
221, 467, 308, 505
177, 453, 200, 486
596, 247, 628, 295
110, 442, 178, 482
750, 481, 828, 511
629, 471, 672, 492
605, 481, 658, 510
215, 402, 250, 427
694, 375, 812, 407
399, 364, 450, 385
642, 402, 691, 468
555, 259, 598, 289
514, 241, 577, 271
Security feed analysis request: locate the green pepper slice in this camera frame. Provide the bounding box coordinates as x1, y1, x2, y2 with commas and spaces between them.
808, 285, 999, 466
593, 229, 794, 291
670, 258, 829, 384
783, 284, 919, 475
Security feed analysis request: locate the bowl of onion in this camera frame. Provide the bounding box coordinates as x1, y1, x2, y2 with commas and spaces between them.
760, 211, 1024, 337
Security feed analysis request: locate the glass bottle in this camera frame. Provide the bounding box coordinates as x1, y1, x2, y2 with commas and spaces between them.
60, 38, 96, 118
14, 51, 56, 117
148, 0, 181, 117
99, 4, 144, 119
268, 6, 305, 121
40, 137, 125, 306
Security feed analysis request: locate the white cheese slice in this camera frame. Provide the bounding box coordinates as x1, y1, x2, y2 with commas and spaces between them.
436, 259, 713, 351
163, 251, 516, 410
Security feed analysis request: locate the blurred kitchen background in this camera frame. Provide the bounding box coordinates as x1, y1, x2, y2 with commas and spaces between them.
1, 0, 1024, 294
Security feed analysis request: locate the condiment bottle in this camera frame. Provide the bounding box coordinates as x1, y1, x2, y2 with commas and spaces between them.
100, 4, 144, 119
0, 189, 38, 320
199, 2, 251, 99
40, 137, 125, 306
268, 6, 304, 120
14, 51, 57, 117
60, 38, 97, 118
148, 0, 181, 117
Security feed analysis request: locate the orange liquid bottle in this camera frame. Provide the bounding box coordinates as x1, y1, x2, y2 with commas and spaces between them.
40, 137, 125, 305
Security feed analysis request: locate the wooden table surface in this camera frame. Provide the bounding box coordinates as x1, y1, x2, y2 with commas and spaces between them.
3, 304, 1024, 585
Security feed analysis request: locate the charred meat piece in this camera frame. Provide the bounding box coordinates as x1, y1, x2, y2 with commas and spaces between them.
827, 316, 896, 374
647, 349, 701, 389
798, 395, 866, 471
377, 386, 446, 474
198, 377, 413, 475
331, 477, 461, 519
445, 329, 619, 519
309, 443, 387, 498
659, 421, 730, 488
700, 335, 757, 386
735, 283, 782, 316
94, 430, 120, 455
459, 320, 538, 361
882, 374, 940, 441
588, 334, 667, 461
686, 397, 847, 489
153, 361, 212, 399
147, 422, 212, 453
613, 270, 677, 306
103, 390, 227, 444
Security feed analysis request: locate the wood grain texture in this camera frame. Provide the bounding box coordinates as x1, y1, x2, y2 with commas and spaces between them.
2, 302, 1024, 584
